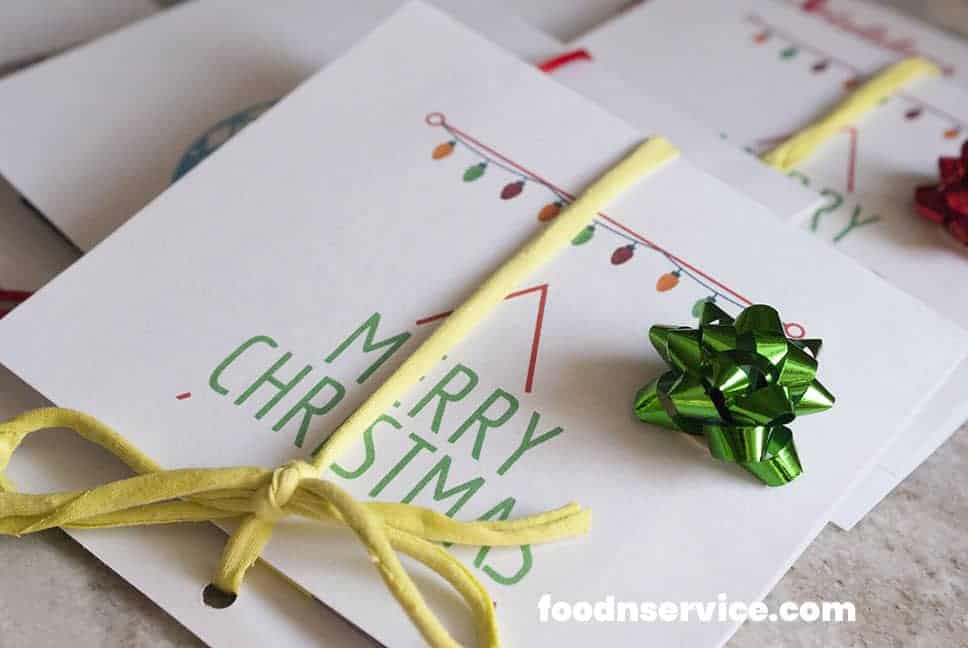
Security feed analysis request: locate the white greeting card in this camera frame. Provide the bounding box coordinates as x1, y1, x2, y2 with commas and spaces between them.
1, 4, 965, 646
578, 0, 968, 529
0, 0, 818, 253
0, 0, 158, 67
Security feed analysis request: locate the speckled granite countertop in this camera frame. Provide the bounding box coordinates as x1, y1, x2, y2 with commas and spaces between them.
1, 2, 966, 647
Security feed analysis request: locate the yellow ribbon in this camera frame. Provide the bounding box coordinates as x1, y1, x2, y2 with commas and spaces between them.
761, 57, 940, 172
0, 137, 679, 647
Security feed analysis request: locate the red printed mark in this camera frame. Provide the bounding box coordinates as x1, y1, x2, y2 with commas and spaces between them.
175, 392, 192, 400
537, 49, 593, 73
416, 284, 549, 393
758, 126, 857, 194
843, 126, 858, 193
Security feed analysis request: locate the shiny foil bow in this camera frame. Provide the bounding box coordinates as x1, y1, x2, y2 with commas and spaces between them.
914, 139, 968, 245
633, 303, 835, 486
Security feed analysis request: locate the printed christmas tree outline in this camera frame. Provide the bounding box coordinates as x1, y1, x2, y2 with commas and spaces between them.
757, 125, 858, 192
416, 284, 548, 394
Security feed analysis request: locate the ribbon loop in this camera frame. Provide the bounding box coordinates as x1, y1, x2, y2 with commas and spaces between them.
0, 408, 590, 647
634, 303, 834, 486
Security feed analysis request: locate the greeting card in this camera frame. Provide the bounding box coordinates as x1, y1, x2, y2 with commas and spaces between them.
578, 0, 968, 529
0, 0, 817, 252
1, 4, 964, 646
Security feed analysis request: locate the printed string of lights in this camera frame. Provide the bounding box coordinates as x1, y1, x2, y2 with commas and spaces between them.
425, 112, 807, 337
746, 13, 967, 139
587, 218, 746, 309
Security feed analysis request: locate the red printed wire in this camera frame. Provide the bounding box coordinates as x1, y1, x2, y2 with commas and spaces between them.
844, 126, 858, 193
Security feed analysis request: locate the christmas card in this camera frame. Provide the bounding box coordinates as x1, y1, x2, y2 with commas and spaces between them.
0, 0, 817, 253
578, 0, 968, 529
1, 4, 964, 645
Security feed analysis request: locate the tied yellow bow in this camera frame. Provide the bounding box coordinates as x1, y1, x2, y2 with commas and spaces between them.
0, 408, 588, 647
0, 137, 679, 647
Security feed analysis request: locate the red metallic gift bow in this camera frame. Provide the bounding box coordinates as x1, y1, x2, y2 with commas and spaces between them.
914, 140, 968, 244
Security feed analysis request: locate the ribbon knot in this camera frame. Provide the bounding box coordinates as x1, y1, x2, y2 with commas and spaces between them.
255, 459, 314, 522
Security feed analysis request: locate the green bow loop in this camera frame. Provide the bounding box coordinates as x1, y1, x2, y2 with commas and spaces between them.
634, 303, 835, 486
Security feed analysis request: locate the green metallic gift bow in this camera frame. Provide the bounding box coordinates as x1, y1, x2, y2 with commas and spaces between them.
633, 303, 835, 486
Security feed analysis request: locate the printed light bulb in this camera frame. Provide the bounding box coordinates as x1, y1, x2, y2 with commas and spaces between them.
501, 180, 524, 200
538, 202, 563, 222
611, 244, 635, 265
432, 141, 455, 159
571, 225, 595, 246
463, 162, 487, 182
692, 297, 714, 318
656, 270, 681, 292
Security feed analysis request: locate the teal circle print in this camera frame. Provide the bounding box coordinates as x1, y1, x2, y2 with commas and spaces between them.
172, 99, 279, 183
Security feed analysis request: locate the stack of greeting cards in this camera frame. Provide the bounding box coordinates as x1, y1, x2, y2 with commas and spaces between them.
575, 0, 968, 529
1, 3, 966, 646
1, 1, 967, 647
